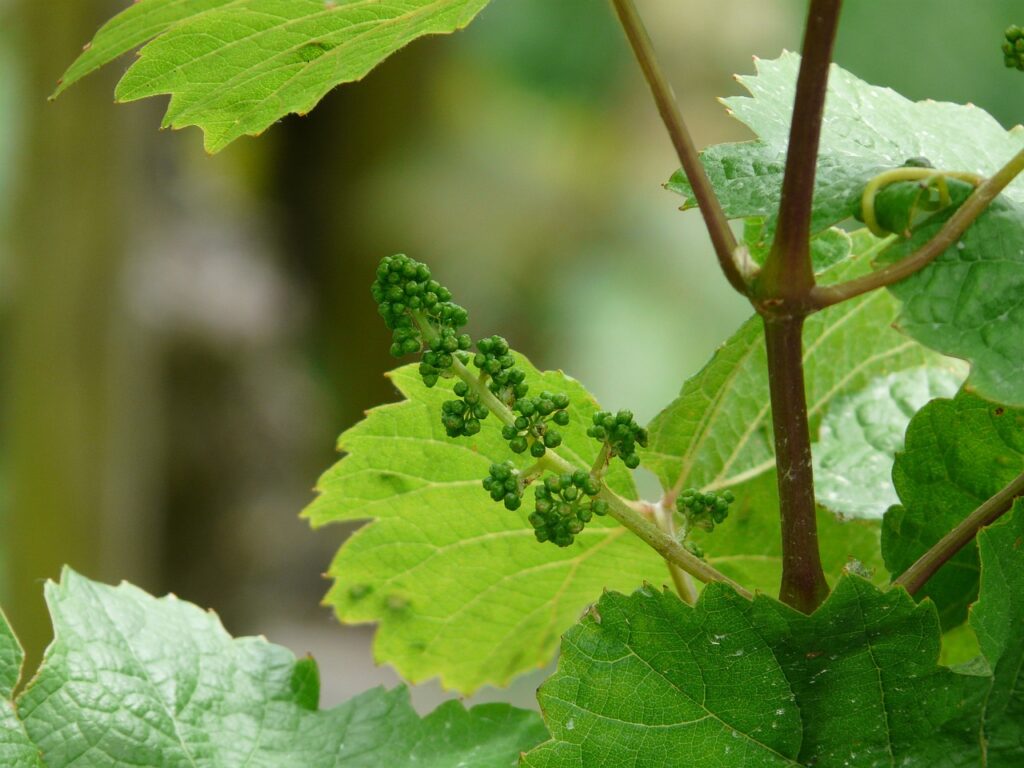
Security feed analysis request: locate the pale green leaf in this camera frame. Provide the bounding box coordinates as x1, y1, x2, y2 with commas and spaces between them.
0, 611, 39, 768
882, 392, 1024, 629
0, 610, 20, 700
667, 53, 1024, 238
305, 358, 664, 694
5, 569, 546, 766
523, 578, 984, 767
812, 365, 965, 520
56, 0, 492, 152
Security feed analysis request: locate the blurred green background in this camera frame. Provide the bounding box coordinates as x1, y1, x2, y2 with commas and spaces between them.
0, 0, 1020, 709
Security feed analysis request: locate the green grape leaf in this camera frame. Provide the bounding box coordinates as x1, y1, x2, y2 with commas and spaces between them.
686, 471, 887, 596
812, 365, 965, 521
642, 234, 951, 594
3, 569, 546, 766
523, 578, 985, 767
877, 192, 1024, 407
55, 0, 493, 153
754, 579, 982, 767
0, 611, 21, 700
669, 53, 1024, 407
305, 357, 664, 694
644, 233, 943, 496
667, 52, 1024, 238
883, 392, 1024, 629
970, 501, 1024, 760
742, 221, 852, 273
522, 584, 803, 768
0, 612, 39, 768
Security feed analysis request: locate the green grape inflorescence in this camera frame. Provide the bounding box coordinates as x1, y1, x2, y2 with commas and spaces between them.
1003, 26, 1024, 70
587, 410, 647, 469
677, 488, 735, 533
372, 254, 471, 387
475, 336, 529, 406
502, 392, 570, 458
443, 381, 489, 437
372, 255, 642, 550
529, 471, 608, 547
482, 462, 524, 511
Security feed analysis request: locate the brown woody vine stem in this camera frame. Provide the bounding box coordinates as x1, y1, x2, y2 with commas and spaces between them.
893, 470, 1024, 597
762, 316, 830, 612
609, 0, 749, 295
810, 147, 1024, 308
754, 0, 843, 613
757, 0, 842, 303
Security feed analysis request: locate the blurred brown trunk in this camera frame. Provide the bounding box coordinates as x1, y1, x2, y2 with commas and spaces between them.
3, 0, 151, 670
273, 45, 441, 431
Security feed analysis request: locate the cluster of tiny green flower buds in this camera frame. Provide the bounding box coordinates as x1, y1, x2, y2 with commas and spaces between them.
482, 462, 523, 511
371, 254, 470, 386
684, 540, 705, 559
529, 471, 608, 547
677, 488, 735, 533
420, 328, 472, 388
475, 335, 529, 406
442, 381, 490, 438
587, 410, 648, 469
1003, 26, 1024, 70
502, 392, 571, 458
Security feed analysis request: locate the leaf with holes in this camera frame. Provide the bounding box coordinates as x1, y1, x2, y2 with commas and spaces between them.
304, 357, 665, 694
55, 0, 493, 152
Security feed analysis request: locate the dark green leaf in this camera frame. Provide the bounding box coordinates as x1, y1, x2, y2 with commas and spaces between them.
879, 192, 1024, 406
524, 579, 985, 767
968, 501, 1024, 761
523, 585, 802, 768
883, 392, 1024, 628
